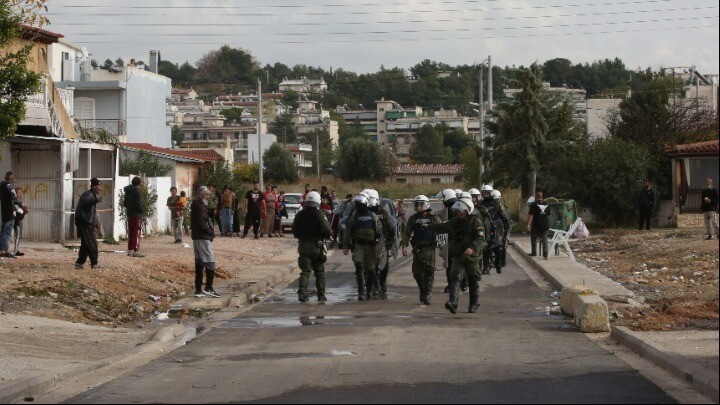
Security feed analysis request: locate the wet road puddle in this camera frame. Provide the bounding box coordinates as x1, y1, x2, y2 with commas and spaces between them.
219, 315, 353, 329
271, 285, 404, 305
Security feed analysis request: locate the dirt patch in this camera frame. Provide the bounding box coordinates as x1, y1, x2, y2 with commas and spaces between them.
0, 235, 295, 326
571, 228, 719, 331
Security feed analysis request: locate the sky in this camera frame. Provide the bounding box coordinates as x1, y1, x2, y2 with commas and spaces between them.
45, 0, 719, 76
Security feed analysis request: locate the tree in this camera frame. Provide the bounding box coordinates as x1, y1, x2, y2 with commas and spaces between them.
0, 0, 42, 141
441, 125, 474, 163
263, 143, 298, 183
269, 113, 297, 144
171, 126, 184, 147
487, 63, 585, 197
335, 113, 368, 143
560, 137, 655, 225
302, 128, 333, 175
336, 138, 386, 181
410, 125, 452, 163
459, 146, 480, 188
119, 151, 173, 177
607, 69, 718, 197
219, 107, 244, 126
195, 45, 259, 85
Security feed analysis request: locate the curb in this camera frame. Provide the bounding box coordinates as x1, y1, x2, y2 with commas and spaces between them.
508, 240, 564, 291
228, 263, 299, 308
0, 324, 189, 404
611, 327, 719, 403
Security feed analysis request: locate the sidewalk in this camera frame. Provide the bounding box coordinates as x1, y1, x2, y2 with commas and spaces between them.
510, 234, 719, 403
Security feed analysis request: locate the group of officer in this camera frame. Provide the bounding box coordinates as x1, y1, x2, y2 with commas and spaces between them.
292, 185, 510, 314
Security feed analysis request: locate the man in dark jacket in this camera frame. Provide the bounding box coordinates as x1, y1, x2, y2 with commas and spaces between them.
637, 179, 655, 231
191, 186, 219, 298
292, 191, 332, 303
701, 177, 719, 240
75, 178, 104, 269
0, 171, 22, 258
124, 177, 145, 257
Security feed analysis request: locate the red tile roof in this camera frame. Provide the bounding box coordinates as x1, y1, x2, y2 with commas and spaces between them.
122, 143, 223, 163
20, 25, 63, 44
393, 164, 464, 175
666, 139, 719, 157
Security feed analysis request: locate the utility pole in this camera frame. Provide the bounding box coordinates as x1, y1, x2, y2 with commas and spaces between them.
316, 131, 321, 183
257, 79, 264, 190
478, 62, 484, 182
487, 55, 493, 110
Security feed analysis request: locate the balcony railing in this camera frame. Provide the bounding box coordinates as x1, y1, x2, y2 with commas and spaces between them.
76, 119, 126, 137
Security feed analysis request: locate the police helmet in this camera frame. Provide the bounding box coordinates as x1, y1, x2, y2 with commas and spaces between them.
451, 195, 474, 215
492, 189, 502, 200
305, 191, 321, 208
468, 188, 481, 197
367, 189, 380, 207
413, 195, 430, 212
438, 188, 457, 202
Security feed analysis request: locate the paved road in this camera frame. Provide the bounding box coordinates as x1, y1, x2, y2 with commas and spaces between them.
67, 250, 675, 404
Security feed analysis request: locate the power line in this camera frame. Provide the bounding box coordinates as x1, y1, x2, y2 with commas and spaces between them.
62, 21, 719, 44
45, 0, 699, 16
47, 6, 719, 28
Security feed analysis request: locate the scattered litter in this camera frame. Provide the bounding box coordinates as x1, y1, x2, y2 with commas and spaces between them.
183, 243, 191, 249
609, 309, 623, 319
549, 291, 560, 299
47, 292, 58, 299
694, 271, 703, 277
156, 312, 169, 320
545, 306, 562, 315
330, 350, 356, 357
148, 295, 162, 302
551, 301, 559, 306
113, 250, 127, 254
660, 267, 668, 272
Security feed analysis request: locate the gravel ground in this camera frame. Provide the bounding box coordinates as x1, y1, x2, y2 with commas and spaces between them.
571, 228, 719, 331
0, 234, 296, 326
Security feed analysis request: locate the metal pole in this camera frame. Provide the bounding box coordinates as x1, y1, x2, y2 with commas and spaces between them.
316, 131, 321, 181
487, 55, 493, 110
257, 79, 264, 190
479, 63, 485, 181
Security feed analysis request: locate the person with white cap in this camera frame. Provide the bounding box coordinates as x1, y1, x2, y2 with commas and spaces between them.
424, 193, 485, 314
401, 195, 441, 305
343, 193, 383, 301
292, 191, 332, 303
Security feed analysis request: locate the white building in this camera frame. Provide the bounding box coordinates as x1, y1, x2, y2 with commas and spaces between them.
279, 77, 328, 94
586, 98, 622, 139
57, 58, 172, 148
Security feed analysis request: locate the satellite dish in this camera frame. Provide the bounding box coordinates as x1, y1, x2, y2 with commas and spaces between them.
81, 47, 89, 58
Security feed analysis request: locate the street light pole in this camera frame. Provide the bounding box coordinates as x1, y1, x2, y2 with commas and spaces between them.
257, 79, 264, 190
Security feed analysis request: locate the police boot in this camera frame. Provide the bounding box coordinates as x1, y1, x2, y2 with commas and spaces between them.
444, 281, 460, 314
298, 290, 309, 303
367, 268, 379, 300
414, 275, 424, 304
422, 271, 434, 305
468, 286, 479, 313
354, 264, 367, 301
316, 271, 327, 302
378, 266, 389, 300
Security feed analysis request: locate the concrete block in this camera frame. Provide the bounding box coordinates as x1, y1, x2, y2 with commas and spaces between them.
574, 294, 611, 333
560, 285, 598, 317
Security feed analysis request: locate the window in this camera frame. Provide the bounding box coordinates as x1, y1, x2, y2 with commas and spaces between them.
396, 178, 407, 183
430, 178, 441, 184
379, 108, 385, 112
192, 132, 198, 140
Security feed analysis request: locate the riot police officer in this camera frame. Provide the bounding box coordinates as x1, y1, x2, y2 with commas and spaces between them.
492, 189, 511, 267
479, 185, 509, 274
401, 195, 440, 305
343, 194, 382, 301
367, 189, 395, 300
426, 194, 485, 314
292, 191, 332, 303
437, 188, 458, 293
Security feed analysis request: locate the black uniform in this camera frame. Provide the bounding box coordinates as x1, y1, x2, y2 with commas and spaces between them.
637, 187, 655, 230
293, 207, 332, 302
479, 197, 510, 274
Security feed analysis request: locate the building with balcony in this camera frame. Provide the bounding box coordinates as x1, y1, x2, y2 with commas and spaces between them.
293, 100, 339, 146
279, 77, 327, 94
0, 26, 121, 244
57, 53, 172, 148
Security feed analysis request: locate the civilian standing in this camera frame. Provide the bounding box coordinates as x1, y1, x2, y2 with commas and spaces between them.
166, 187, 183, 243
242, 181, 265, 239
527, 191, 550, 260
232, 189, 242, 237
13, 188, 28, 256
124, 177, 146, 257
75, 178, 104, 269
0, 171, 21, 258
220, 186, 236, 237
637, 179, 655, 231
263, 185, 278, 237
701, 177, 719, 240
300, 183, 311, 208
191, 186, 219, 298
274, 191, 287, 237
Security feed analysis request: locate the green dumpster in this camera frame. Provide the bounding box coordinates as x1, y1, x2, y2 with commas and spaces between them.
545, 198, 578, 231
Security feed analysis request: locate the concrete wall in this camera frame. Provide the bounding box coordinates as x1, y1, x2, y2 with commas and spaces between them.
586, 99, 621, 139
676, 213, 706, 228
125, 67, 172, 148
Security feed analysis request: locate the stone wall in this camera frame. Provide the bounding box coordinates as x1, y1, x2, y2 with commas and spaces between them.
677, 213, 705, 228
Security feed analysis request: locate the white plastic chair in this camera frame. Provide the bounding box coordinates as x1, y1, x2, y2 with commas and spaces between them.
547, 217, 583, 261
